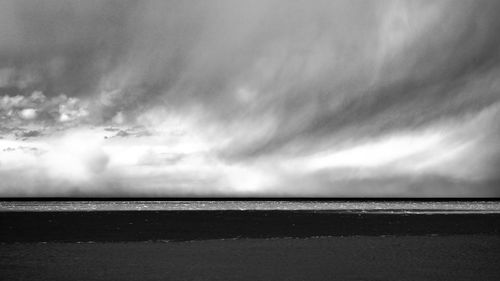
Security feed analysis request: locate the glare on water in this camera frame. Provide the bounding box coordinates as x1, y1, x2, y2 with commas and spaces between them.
1, 201, 499, 213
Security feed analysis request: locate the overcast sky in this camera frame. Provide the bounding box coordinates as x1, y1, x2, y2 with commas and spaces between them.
1, 0, 499, 197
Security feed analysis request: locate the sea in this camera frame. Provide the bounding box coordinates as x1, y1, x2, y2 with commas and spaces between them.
1, 200, 500, 213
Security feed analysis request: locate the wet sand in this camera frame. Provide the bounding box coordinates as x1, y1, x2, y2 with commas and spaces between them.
1, 236, 500, 281
1, 210, 500, 242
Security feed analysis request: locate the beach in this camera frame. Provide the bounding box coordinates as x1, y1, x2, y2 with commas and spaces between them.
1, 201, 500, 280
1, 236, 500, 281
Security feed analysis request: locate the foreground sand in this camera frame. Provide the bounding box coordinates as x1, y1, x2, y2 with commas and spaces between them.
1, 235, 499, 281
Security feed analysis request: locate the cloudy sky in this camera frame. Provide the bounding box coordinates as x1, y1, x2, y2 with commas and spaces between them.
0, 0, 499, 197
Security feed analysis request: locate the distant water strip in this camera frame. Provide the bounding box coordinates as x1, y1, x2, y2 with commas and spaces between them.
1, 200, 500, 213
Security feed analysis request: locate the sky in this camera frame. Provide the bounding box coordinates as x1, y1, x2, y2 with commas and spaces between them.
0, 0, 499, 197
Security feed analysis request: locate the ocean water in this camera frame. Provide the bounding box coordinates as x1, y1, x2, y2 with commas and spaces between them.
1, 200, 499, 213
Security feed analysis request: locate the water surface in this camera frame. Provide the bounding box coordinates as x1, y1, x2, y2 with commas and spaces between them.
1, 200, 500, 213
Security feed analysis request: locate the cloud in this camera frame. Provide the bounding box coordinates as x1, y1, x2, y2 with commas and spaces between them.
0, 0, 135, 97
16, 130, 42, 138
0, 0, 499, 196
0, 129, 110, 194
0, 91, 89, 129
19, 108, 37, 120
137, 150, 185, 166
0, 1, 498, 130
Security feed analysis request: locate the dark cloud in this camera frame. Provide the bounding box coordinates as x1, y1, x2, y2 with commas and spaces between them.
3, 1, 499, 133
103, 126, 151, 139
0, 0, 136, 97
295, 173, 500, 197
222, 0, 500, 158
16, 129, 41, 138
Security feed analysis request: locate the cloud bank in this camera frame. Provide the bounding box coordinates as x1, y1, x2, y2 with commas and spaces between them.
0, 0, 499, 196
